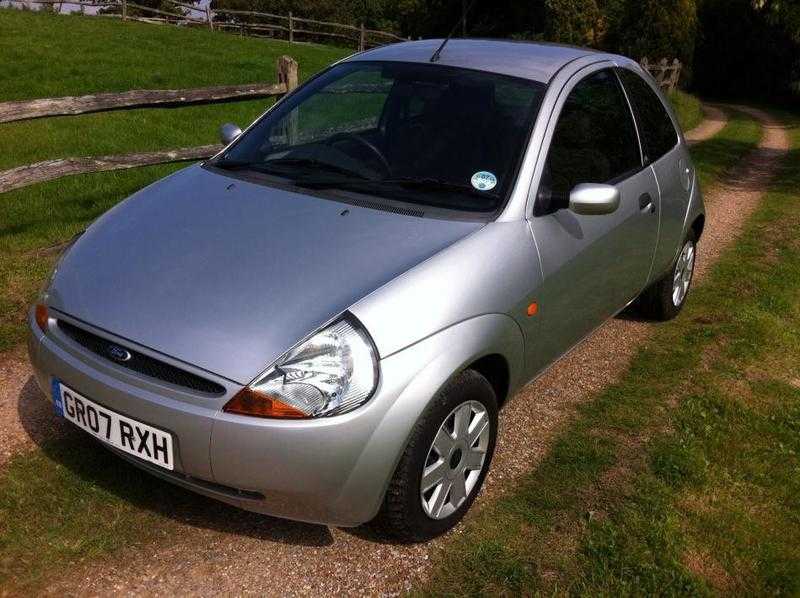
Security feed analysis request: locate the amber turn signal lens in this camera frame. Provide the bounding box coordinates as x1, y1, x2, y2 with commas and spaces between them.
223, 387, 307, 419
35, 303, 49, 333
527, 301, 539, 317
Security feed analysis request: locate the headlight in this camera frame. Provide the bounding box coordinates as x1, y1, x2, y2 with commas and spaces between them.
223, 315, 378, 419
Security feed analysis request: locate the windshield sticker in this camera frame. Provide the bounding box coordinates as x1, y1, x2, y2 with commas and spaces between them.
471, 171, 497, 191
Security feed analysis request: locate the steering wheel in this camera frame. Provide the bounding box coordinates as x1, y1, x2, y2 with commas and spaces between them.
325, 131, 391, 177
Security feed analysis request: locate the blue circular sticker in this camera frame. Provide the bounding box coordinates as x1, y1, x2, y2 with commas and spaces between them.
471, 171, 497, 191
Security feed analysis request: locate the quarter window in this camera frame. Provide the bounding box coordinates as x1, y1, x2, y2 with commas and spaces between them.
617, 68, 679, 163
539, 69, 641, 212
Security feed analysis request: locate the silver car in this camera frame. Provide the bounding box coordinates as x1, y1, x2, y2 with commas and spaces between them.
28, 39, 703, 541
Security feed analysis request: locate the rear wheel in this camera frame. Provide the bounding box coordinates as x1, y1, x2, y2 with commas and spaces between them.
380, 369, 498, 542
638, 230, 697, 320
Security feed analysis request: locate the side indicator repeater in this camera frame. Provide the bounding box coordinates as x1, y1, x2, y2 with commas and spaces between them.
527, 302, 539, 317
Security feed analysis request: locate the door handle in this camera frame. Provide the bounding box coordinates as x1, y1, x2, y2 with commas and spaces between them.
638, 193, 655, 214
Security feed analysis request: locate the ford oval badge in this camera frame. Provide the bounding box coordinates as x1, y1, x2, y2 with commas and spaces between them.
107, 344, 132, 362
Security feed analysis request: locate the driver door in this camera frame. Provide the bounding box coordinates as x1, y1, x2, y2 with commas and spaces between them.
527, 67, 660, 374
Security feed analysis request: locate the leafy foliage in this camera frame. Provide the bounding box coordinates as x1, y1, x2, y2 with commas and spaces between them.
605, 0, 697, 76
694, 0, 800, 101
543, 0, 603, 46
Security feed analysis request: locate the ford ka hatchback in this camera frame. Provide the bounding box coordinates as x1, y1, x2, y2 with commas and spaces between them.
29, 39, 704, 541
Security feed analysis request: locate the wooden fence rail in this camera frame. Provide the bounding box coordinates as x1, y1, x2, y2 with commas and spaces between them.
641, 58, 682, 92
0, 56, 299, 193
2, 0, 407, 50
0, 145, 221, 194
0, 81, 286, 123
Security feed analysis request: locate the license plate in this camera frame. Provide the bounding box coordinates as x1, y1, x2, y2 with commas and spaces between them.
53, 380, 174, 470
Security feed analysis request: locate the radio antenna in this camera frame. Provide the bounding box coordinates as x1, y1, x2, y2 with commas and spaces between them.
430, 0, 478, 63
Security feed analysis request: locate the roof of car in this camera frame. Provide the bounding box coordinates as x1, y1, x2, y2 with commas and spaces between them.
348, 38, 608, 83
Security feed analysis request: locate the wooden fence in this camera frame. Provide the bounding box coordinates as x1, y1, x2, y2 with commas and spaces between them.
0, 56, 299, 193
2, 0, 408, 51
641, 58, 682, 92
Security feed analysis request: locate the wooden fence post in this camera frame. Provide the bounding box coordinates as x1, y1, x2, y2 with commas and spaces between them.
288, 11, 293, 43
121, 0, 126, 21
277, 55, 299, 143
359, 22, 365, 51
277, 55, 298, 93
668, 58, 681, 91
206, 6, 213, 30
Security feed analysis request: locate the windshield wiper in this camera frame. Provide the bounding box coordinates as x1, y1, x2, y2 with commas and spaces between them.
380, 177, 493, 196
293, 175, 496, 199
210, 158, 265, 171
264, 157, 372, 181
210, 157, 370, 183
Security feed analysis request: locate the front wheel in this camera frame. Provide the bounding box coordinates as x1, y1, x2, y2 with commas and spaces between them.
638, 230, 697, 320
380, 369, 498, 542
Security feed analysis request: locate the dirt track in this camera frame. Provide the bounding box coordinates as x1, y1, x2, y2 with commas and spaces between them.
3, 107, 790, 596
685, 103, 728, 144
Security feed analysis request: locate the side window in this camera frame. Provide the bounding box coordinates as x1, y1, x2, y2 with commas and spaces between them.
617, 68, 678, 163
539, 69, 641, 212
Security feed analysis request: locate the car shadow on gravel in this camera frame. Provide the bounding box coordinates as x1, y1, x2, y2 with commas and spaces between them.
16, 377, 337, 547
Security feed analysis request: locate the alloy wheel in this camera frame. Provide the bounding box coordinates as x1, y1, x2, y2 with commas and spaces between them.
672, 240, 695, 307
420, 400, 491, 520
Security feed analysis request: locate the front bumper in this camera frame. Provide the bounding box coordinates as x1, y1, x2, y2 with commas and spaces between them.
27, 309, 438, 527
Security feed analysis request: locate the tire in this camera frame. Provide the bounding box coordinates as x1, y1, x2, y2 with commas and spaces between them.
379, 369, 498, 542
638, 229, 698, 321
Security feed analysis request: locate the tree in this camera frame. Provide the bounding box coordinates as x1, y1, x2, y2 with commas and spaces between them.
693, 0, 799, 100
543, 0, 602, 46
604, 0, 697, 67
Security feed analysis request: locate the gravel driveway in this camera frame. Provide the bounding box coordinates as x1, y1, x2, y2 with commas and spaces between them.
2, 106, 790, 597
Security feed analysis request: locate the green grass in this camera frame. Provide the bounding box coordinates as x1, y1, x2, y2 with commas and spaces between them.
418, 114, 800, 595
0, 101, 273, 171
690, 112, 762, 189
0, 9, 346, 102
670, 89, 705, 133
0, 10, 348, 170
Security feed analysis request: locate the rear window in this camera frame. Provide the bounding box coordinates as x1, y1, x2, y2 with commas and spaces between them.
617, 68, 679, 164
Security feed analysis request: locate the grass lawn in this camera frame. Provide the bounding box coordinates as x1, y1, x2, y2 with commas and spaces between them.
669, 89, 704, 133
418, 113, 800, 595
0, 9, 347, 102
0, 9, 348, 170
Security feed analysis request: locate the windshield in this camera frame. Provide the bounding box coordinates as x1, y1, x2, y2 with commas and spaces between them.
212, 61, 546, 214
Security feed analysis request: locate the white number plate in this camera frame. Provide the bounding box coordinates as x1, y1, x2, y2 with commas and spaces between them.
53, 380, 174, 470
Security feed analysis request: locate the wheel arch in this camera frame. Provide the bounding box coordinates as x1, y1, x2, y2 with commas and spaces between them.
466, 353, 511, 408
334, 313, 524, 524
691, 213, 705, 240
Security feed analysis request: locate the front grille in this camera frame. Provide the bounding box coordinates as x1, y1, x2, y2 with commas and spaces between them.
57, 320, 226, 396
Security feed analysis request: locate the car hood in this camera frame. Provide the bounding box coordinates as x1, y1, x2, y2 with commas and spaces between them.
48, 165, 482, 383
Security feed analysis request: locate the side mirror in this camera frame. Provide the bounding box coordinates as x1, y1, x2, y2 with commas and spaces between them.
219, 123, 242, 145
569, 183, 620, 215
